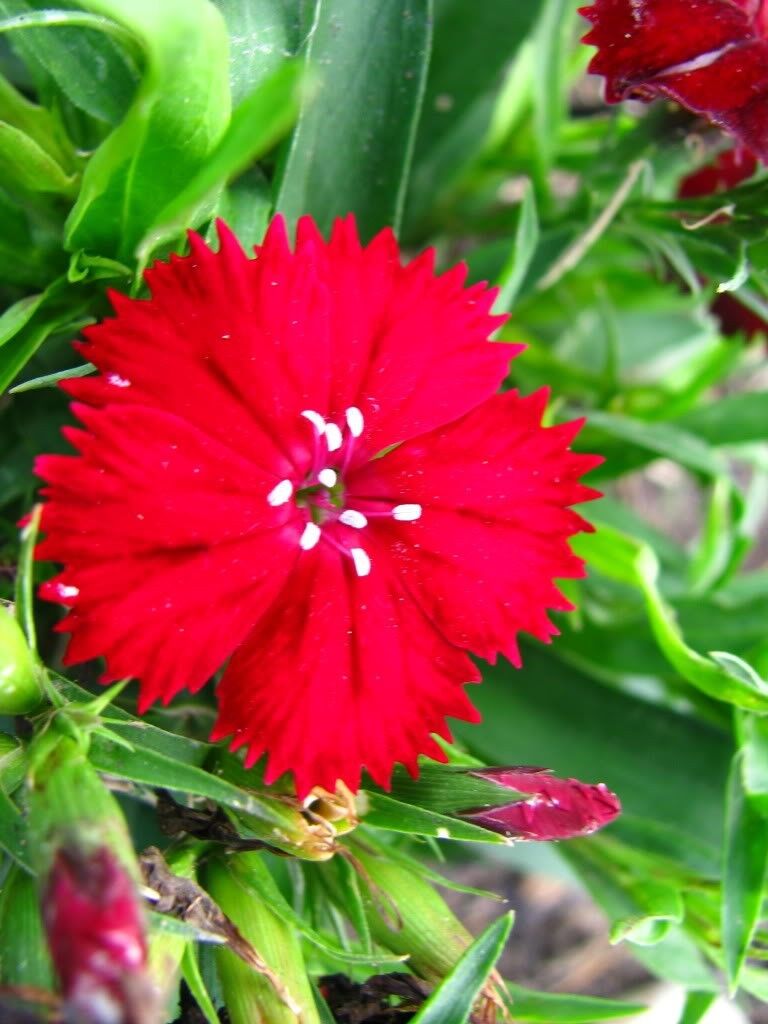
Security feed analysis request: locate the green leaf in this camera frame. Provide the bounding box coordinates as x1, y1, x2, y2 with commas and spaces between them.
0, 786, 30, 870
212, 0, 304, 105
676, 391, 768, 447
276, 0, 432, 240
722, 751, 768, 991
504, 984, 644, 1022
181, 945, 221, 1024
363, 790, 509, 845
64, 0, 231, 260
532, 0, 574, 177
0, 120, 75, 193
405, 0, 539, 227
10, 361, 94, 393
0, 291, 48, 349
383, 763, 526, 815
610, 880, 684, 946
0, 291, 91, 392
494, 180, 539, 312
584, 409, 727, 479
0, 866, 53, 986
410, 912, 513, 1024
0, 0, 139, 124
136, 59, 303, 268
574, 524, 768, 713
676, 992, 717, 1024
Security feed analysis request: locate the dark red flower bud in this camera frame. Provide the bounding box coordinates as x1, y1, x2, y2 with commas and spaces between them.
43, 844, 156, 1024
460, 767, 621, 841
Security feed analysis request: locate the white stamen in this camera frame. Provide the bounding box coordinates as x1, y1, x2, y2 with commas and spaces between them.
301, 409, 327, 433
339, 509, 368, 529
318, 468, 337, 488
392, 503, 423, 522
267, 479, 294, 507
350, 547, 371, 577
55, 583, 80, 599
345, 406, 364, 438
325, 423, 343, 452
299, 522, 321, 551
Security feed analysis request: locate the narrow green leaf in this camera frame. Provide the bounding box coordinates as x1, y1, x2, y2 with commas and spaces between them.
494, 180, 539, 312
181, 945, 220, 1024
0, 786, 31, 870
722, 751, 768, 990
276, 0, 432, 240
676, 991, 717, 1024
410, 913, 513, 1024
0, 291, 47, 349
363, 791, 509, 845
505, 984, 645, 1022
584, 409, 726, 479
532, 0, 573, 176
676, 391, 768, 447
136, 59, 303, 268
10, 361, 94, 393
0, 866, 53, 986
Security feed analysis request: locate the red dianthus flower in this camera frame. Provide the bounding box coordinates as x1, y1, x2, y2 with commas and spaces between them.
36, 216, 600, 795
580, 0, 768, 161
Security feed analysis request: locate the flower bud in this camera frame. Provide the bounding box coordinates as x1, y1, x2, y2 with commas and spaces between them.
42, 843, 157, 1024
347, 845, 471, 982
459, 767, 621, 841
205, 852, 320, 1024
0, 603, 43, 714
28, 730, 160, 1023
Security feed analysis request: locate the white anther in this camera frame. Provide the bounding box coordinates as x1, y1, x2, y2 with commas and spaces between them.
299, 522, 321, 551
267, 479, 294, 507
392, 503, 423, 522
345, 406, 364, 438
318, 468, 337, 488
339, 509, 368, 529
350, 547, 371, 577
56, 583, 80, 599
301, 409, 327, 433
324, 423, 343, 452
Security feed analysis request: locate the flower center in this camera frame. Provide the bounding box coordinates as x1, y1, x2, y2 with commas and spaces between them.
265, 407, 421, 577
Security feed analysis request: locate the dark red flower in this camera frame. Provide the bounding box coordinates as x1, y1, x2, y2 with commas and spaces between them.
678, 147, 767, 338
461, 767, 621, 841
35, 216, 600, 795
580, 0, 768, 161
43, 845, 153, 1023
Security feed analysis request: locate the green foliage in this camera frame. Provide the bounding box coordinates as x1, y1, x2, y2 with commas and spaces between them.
0, 1, 767, 1022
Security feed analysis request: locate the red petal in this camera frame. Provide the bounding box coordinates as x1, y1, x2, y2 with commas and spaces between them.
581, 0, 768, 159
348, 391, 600, 665
211, 544, 481, 797
678, 146, 758, 196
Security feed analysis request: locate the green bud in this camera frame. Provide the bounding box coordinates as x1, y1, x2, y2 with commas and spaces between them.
0, 864, 54, 988
350, 844, 472, 983
205, 852, 320, 1024
0, 604, 44, 715
27, 728, 138, 880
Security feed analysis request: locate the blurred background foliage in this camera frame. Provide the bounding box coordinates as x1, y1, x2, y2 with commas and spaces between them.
0, 1, 767, 1022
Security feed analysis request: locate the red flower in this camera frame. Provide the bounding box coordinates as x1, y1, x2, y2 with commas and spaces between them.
43, 845, 153, 1023
36, 216, 600, 795
580, 0, 768, 161
461, 767, 621, 841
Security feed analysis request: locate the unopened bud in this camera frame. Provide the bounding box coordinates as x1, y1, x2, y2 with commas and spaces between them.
205, 852, 320, 1024
0, 603, 43, 714
460, 767, 621, 841
43, 844, 157, 1024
